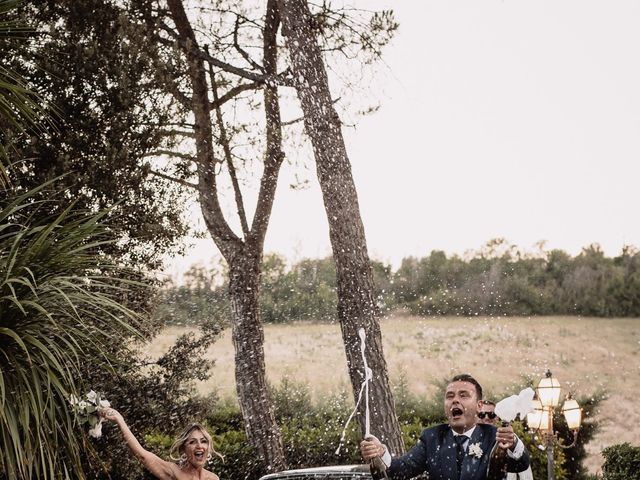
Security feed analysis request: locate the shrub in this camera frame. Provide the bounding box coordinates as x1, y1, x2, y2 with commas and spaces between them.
601, 443, 640, 480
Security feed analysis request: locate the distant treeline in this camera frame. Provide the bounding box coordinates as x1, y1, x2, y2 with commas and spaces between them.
155, 240, 640, 325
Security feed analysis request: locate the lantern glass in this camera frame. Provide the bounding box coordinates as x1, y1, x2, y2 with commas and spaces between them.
538, 408, 551, 431
537, 375, 562, 407
562, 398, 582, 430
526, 399, 543, 430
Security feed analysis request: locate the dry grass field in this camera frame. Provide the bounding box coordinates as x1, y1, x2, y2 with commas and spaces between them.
142, 315, 640, 474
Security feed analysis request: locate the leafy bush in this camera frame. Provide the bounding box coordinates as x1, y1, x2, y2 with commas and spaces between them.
601, 443, 640, 480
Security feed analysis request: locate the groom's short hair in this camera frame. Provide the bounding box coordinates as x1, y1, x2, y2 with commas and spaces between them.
450, 374, 483, 400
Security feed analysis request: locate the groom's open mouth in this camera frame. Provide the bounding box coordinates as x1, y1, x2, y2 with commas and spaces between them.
450, 407, 464, 419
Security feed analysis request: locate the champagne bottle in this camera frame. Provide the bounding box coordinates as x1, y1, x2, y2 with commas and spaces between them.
369, 455, 389, 480
487, 421, 509, 480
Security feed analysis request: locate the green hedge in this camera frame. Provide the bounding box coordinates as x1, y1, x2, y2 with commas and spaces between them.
601, 443, 640, 480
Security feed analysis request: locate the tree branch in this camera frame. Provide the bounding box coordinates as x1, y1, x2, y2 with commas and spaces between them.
166, 0, 242, 252
210, 80, 262, 109
144, 149, 196, 161
282, 96, 341, 126
162, 15, 264, 84
158, 20, 180, 41
144, 31, 193, 108
207, 53, 250, 239
250, 0, 286, 247
158, 129, 196, 139
159, 19, 294, 87
148, 168, 198, 189
234, 16, 265, 72
163, 77, 192, 107
138, 122, 196, 128
194, 45, 266, 83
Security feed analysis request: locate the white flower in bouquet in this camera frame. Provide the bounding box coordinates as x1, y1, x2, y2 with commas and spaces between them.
88, 420, 103, 439
86, 390, 98, 404
69, 390, 110, 438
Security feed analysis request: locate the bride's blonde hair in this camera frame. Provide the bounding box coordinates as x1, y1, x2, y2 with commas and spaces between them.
169, 423, 223, 464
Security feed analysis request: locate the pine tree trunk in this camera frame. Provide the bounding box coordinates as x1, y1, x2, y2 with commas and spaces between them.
277, 0, 405, 455
228, 250, 286, 471
165, 0, 287, 469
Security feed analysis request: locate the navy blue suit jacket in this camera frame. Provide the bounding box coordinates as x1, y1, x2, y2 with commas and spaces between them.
388, 423, 530, 480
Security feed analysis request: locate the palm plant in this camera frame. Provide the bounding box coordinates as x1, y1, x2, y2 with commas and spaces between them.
0, 3, 149, 478
0, 181, 145, 479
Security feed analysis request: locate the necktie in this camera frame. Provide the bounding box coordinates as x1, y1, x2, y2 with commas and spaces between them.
455, 435, 468, 473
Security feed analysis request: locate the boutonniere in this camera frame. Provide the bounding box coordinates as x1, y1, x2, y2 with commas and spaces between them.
468, 442, 483, 458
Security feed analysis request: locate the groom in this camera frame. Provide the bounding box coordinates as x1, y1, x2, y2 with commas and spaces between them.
360, 374, 530, 480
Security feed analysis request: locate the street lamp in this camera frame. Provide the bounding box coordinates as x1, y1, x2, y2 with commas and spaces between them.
526, 370, 583, 480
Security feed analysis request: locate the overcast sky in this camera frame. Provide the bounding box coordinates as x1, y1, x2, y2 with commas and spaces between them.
166, 0, 640, 276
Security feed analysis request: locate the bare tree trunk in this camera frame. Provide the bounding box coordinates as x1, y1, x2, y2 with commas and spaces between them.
277, 0, 405, 455
166, 0, 286, 470
228, 249, 285, 470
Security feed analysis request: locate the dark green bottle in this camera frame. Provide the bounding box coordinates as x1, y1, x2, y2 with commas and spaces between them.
369, 456, 389, 480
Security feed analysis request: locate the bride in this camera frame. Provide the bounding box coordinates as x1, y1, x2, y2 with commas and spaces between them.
100, 407, 220, 480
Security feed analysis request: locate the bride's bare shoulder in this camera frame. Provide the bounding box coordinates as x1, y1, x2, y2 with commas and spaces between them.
207, 471, 220, 480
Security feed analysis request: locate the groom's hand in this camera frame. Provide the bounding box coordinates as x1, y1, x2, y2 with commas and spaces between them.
360, 436, 385, 460
496, 425, 517, 450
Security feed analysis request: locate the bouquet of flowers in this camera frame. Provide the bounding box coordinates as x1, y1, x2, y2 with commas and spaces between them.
69, 390, 110, 438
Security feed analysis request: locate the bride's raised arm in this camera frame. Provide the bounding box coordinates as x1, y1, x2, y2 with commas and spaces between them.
100, 408, 177, 479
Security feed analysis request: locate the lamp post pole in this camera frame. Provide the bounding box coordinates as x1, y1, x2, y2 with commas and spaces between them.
545, 412, 555, 480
